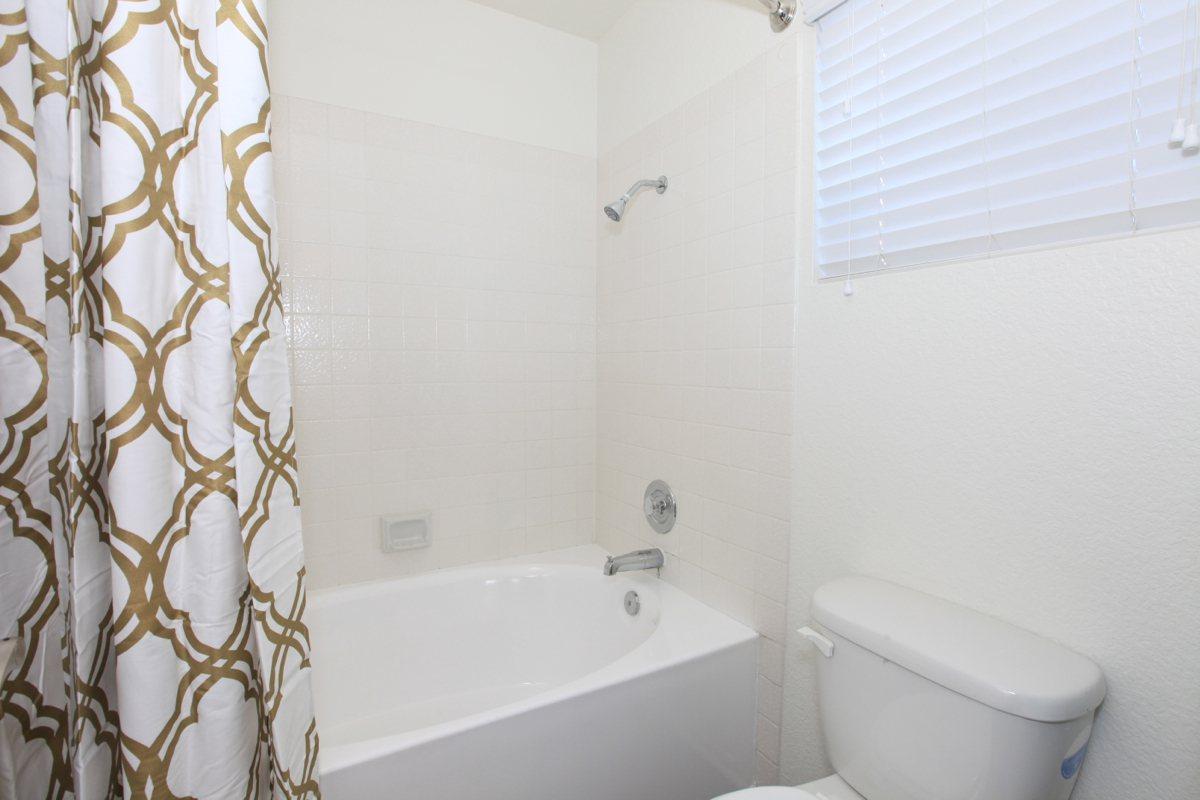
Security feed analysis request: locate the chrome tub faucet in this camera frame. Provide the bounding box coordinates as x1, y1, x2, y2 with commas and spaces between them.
603, 548, 664, 576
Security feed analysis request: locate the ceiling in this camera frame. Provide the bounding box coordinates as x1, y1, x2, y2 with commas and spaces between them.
468, 0, 638, 41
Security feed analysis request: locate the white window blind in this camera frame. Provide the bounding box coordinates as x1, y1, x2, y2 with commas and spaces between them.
814, 0, 1200, 277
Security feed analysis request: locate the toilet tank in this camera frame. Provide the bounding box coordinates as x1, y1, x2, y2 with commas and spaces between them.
808, 578, 1106, 800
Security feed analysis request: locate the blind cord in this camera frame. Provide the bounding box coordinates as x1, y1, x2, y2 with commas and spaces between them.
875, 0, 887, 275
1171, 0, 1193, 143
1187, 0, 1200, 150
982, 0, 995, 257
1129, 1, 1144, 233
844, 0, 857, 293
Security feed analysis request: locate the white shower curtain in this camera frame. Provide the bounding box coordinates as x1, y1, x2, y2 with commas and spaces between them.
0, 1, 320, 797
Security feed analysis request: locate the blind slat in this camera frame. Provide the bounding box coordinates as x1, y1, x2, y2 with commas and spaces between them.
815, 0, 1200, 277
818, 70, 1187, 206
817, 11, 1187, 148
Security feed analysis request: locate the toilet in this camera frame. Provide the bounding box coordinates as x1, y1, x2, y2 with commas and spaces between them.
720, 577, 1107, 800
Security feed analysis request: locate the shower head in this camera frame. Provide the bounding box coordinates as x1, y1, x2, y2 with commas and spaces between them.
604, 197, 628, 222
603, 176, 668, 223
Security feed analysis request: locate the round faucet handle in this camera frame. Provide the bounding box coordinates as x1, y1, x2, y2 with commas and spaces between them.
643, 480, 677, 534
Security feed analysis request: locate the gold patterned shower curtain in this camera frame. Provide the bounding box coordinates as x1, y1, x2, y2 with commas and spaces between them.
0, 1, 320, 797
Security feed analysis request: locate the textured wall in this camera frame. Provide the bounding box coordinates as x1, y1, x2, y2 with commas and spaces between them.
596, 36, 801, 784
781, 218, 1200, 796
273, 95, 597, 589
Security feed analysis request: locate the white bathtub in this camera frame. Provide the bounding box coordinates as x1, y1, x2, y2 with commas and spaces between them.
310, 546, 758, 800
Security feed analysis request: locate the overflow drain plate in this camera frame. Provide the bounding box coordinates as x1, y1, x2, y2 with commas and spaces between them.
624, 591, 641, 616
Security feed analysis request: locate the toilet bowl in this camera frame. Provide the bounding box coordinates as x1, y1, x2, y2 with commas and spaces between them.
715, 577, 1106, 800
716, 775, 861, 799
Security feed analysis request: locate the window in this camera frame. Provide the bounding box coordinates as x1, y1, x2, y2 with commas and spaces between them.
813, 0, 1200, 277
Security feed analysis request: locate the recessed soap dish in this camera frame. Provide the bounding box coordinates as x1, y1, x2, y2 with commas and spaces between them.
380, 512, 432, 553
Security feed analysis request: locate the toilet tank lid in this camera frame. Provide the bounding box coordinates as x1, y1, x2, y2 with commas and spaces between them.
811, 577, 1106, 723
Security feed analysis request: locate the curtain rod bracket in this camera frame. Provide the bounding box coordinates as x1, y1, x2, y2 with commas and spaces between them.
758, 0, 796, 32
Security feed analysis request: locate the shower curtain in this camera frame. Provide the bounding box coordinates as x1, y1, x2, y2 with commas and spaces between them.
0, 1, 320, 797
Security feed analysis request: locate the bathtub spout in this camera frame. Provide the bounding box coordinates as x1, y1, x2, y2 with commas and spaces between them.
603, 549, 664, 576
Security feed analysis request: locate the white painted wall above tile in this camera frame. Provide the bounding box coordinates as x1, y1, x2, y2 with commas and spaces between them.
598, 0, 798, 154
268, 0, 599, 157
469, 0, 637, 41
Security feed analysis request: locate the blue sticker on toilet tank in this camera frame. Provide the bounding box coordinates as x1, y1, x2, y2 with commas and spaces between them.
1061, 743, 1088, 780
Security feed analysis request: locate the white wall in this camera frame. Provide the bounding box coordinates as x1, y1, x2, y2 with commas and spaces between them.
268, 3, 1200, 794
273, 95, 597, 589
268, 0, 598, 157
596, 8, 803, 783
599, 0, 786, 153
780, 30, 1200, 795
268, 1, 599, 589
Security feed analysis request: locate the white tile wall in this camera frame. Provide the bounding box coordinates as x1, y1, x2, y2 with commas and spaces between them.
595, 38, 800, 784
272, 95, 598, 589
274, 35, 798, 783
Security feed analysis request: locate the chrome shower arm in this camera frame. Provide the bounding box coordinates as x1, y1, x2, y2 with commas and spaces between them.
622, 177, 668, 201
604, 175, 668, 222
755, 0, 796, 31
